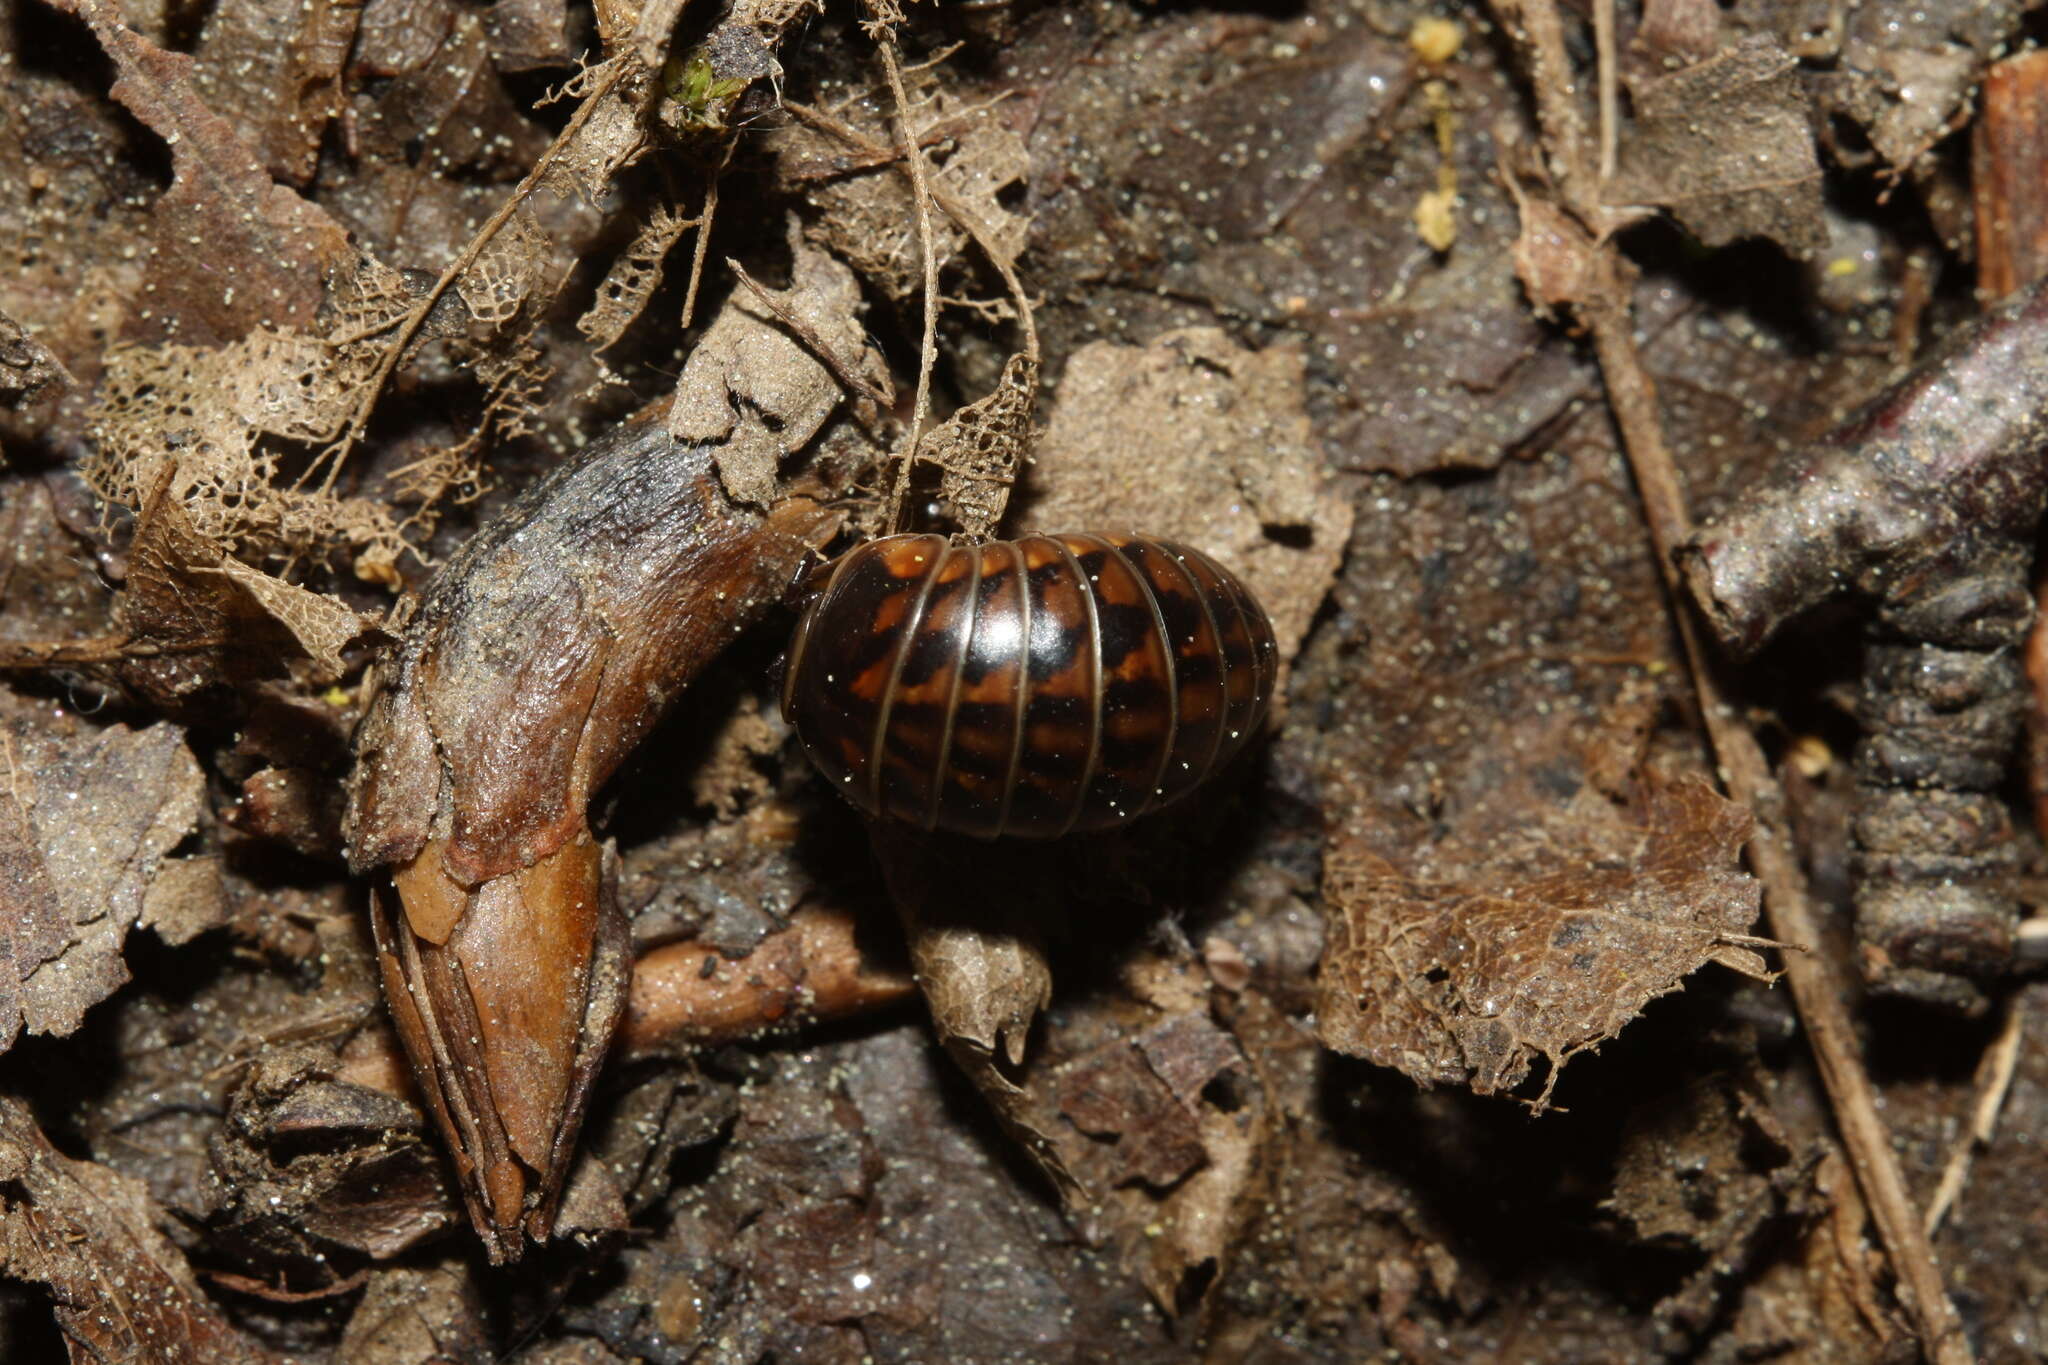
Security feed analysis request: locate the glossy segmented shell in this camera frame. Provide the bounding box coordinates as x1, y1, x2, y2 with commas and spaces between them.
781, 532, 1278, 837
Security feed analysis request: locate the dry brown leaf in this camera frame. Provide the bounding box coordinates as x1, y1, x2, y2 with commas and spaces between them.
186, 0, 358, 186
868, 826, 1072, 1197
350, 0, 554, 180
44, 0, 352, 347
1055, 954, 1271, 1315
482, 0, 571, 71
336, 1264, 490, 1365
666, 238, 887, 508
0, 717, 203, 1049
1611, 35, 1826, 257
1059, 1030, 1215, 1190
0, 1096, 280, 1364
1317, 776, 1767, 1104
1021, 327, 1351, 663
211, 1050, 456, 1262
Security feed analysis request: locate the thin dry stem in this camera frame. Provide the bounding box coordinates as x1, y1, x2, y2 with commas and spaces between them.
1924, 998, 2025, 1236
878, 41, 942, 534
303, 57, 636, 497
1593, 0, 1618, 182
1583, 302, 1973, 1363
1491, 0, 1973, 1359
680, 146, 729, 333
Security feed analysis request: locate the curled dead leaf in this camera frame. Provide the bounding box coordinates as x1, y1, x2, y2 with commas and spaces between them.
345, 412, 837, 1258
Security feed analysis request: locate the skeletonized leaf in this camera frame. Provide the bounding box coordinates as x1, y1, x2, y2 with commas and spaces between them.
115, 466, 377, 709
919, 352, 1036, 539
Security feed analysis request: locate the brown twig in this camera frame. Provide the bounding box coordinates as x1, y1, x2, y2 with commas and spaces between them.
1924, 998, 2026, 1237
726, 259, 897, 410
204, 1267, 372, 1304
877, 41, 942, 534
617, 906, 915, 1058
1593, 0, 1618, 182
0, 498, 24, 611
336, 906, 910, 1071
0, 634, 233, 669
1490, 0, 1972, 1360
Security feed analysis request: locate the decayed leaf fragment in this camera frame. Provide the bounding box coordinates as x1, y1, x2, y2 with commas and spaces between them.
871, 818, 1274, 1313
0, 311, 70, 410
868, 826, 1069, 1194
767, 67, 1030, 300
1610, 34, 1827, 257
43, 0, 352, 347
0, 1095, 279, 1365
917, 352, 1037, 539
345, 413, 836, 1259
667, 237, 888, 508
1317, 777, 1766, 1104
0, 715, 204, 1052
1023, 327, 1351, 665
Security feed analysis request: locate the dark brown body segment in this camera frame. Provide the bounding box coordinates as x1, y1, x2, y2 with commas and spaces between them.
783, 532, 1278, 837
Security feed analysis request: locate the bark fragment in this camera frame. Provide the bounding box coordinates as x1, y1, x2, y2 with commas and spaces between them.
1973, 50, 2048, 301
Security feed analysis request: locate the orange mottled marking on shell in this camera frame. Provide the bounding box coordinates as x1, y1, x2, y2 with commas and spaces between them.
782, 532, 1277, 837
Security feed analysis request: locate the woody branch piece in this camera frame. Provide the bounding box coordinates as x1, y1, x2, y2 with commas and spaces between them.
1677, 274, 2048, 1009
618, 906, 916, 1059
344, 413, 836, 1260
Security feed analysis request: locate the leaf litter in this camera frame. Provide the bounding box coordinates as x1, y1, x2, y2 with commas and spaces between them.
4, 0, 2048, 1355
